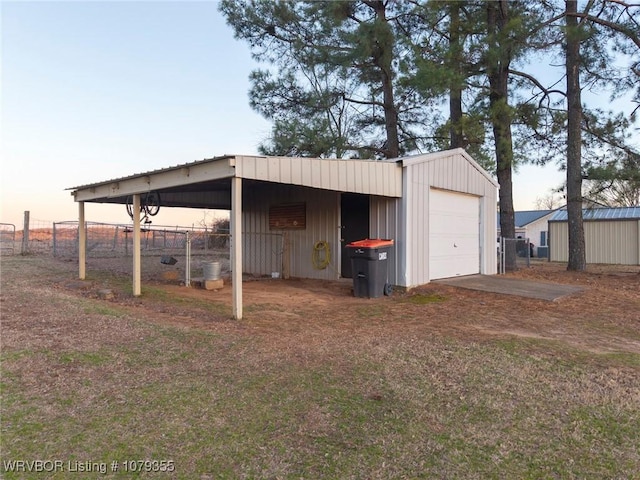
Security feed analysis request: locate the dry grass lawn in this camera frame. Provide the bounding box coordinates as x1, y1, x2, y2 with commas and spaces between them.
1, 255, 639, 479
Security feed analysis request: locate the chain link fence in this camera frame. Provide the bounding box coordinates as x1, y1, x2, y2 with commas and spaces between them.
1, 217, 55, 255
50, 221, 231, 283
1, 216, 284, 285
498, 237, 531, 274
0, 212, 287, 284
0, 223, 16, 255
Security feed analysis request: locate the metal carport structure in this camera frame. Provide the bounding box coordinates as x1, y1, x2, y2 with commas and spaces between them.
68, 155, 403, 319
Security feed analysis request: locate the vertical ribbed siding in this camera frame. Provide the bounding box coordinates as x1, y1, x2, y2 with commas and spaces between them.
405, 163, 429, 286
550, 220, 639, 265
242, 182, 341, 279
585, 221, 639, 264
370, 196, 401, 285
235, 155, 402, 197
402, 151, 498, 287
549, 222, 569, 262
241, 183, 281, 276
479, 193, 497, 276
239, 150, 500, 286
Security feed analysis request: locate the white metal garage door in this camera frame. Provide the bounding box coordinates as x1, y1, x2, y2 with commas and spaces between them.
429, 189, 480, 280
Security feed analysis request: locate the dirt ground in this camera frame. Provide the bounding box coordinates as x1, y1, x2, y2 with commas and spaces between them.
57, 256, 640, 357
2, 255, 639, 479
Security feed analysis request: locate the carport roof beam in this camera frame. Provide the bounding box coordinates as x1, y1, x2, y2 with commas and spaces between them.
69, 156, 236, 203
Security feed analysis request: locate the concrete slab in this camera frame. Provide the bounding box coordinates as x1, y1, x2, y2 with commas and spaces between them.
435, 275, 584, 301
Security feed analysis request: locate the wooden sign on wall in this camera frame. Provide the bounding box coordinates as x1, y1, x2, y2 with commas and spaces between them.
269, 203, 306, 230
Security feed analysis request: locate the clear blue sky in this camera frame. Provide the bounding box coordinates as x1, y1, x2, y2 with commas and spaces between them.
1, 0, 271, 227
0, 1, 631, 229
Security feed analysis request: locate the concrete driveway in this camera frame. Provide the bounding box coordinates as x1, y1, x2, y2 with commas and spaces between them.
435, 275, 585, 301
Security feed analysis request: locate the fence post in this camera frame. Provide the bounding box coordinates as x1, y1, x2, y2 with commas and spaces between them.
113, 226, 119, 251
185, 230, 191, 287
53, 222, 58, 257
21, 211, 30, 255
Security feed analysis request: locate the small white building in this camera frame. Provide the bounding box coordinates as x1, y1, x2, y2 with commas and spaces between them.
549, 207, 640, 265
69, 148, 498, 318
497, 210, 556, 258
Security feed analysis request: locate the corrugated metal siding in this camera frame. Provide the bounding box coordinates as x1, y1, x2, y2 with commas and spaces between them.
240, 150, 499, 286
242, 182, 341, 279
585, 220, 639, 264
235, 155, 402, 197
479, 195, 497, 276
403, 165, 428, 286
549, 221, 569, 262
370, 196, 401, 285
402, 151, 497, 287
550, 220, 640, 265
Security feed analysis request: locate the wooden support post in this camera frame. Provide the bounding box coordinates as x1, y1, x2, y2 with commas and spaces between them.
21, 211, 30, 255
231, 177, 243, 319
78, 203, 86, 279
133, 194, 142, 296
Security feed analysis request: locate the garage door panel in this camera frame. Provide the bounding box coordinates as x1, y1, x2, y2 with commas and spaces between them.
429, 189, 480, 280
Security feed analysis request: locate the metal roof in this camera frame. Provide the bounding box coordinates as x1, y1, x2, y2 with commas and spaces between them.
67, 155, 234, 191
497, 210, 554, 228
549, 207, 640, 222
68, 149, 497, 207
68, 154, 404, 205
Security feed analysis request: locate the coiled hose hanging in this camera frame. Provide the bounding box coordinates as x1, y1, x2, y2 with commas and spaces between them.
312, 241, 331, 269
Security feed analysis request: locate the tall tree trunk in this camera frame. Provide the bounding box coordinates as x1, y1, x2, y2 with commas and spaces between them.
566, 0, 587, 271
449, 1, 465, 149
371, 0, 400, 158
487, 0, 516, 270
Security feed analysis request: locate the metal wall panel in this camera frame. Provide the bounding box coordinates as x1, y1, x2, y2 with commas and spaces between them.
590, 220, 639, 264
235, 155, 402, 197
242, 182, 341, 280
402, 150, 498, 287
403, 164, 428, 286
549, 222, 569, 262
549, 220, 640, 265
239, 150, 500, 286
370, 196, 401, 285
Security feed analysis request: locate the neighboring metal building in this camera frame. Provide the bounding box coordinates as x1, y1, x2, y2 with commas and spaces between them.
69, 148, 498, 318
548, 207, 640, 265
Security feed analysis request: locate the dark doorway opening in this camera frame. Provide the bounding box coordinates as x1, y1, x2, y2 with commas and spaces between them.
340, 193, 370, 278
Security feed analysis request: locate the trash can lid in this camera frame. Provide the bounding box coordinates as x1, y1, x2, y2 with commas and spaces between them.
346, 238, 394, 248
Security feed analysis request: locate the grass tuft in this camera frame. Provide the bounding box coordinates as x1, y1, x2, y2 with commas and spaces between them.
404, 292, 447, 304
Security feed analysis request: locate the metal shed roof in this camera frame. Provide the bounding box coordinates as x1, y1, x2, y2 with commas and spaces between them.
497, 210, 554, 228
549, 207, 640, 222
68, 154, 403, 205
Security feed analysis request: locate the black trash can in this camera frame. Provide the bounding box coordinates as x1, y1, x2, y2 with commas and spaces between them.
346, 239, 394, 298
